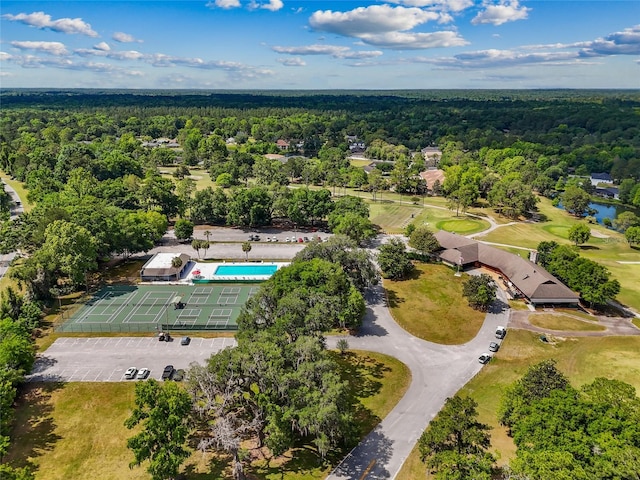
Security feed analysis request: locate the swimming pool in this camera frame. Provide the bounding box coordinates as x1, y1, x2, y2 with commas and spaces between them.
214, 264, 278, 276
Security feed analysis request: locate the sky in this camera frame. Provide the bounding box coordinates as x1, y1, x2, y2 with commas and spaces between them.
1, 1, 639, 90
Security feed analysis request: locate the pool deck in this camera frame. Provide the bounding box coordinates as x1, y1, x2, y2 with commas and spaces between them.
186, 261, 289, 283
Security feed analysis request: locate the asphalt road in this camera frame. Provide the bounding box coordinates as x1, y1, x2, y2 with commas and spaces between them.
0, 178, 24, 282
325, 287, 511, 480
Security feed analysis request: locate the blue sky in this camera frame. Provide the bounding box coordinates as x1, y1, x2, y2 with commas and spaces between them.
1, 1, 639, 89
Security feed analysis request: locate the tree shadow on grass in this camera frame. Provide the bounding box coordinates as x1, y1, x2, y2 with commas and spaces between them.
386, 290, 404, 309
579, 245, 600, 250
5, 382, 65, 473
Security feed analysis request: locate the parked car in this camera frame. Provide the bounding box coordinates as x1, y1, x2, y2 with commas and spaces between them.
181, 336, 191, 346
124, 367, 137, 379
172, 369, 185, 381
272, 237, 279, 242
489, 342, 500, 352
136, 368, 150, 379
285, 237, 290, 242
495, 326, 507, 339
162, 365, 174, 380
253, 235, 260, 241
303, 236, 310, 242
298, 238, 304, 243
478, 353, 492, 364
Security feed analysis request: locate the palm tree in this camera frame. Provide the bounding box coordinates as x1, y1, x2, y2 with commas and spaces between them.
241, 242, 252, 261
171, 256, 183, 268
204, 230, 212, 243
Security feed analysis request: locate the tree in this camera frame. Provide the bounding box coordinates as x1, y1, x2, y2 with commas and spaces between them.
499, 359, 570, 431
462, 274, 496, 311
336, 338, 349, 354
173, 219, 194, 241
568, 223, 591, 246
330, 212, 377, 246
377, 238, 413, 280
171, 256, 183, 268
238, 258, 365, 336
38, 220, 98, 287
625, 226, 640, 246
191, 239, 208, 259
613, 211, 640, 232
125, 379, 191, 480
241, 241, 251, 261
408, 226, 440, 257
561, 185, 591, 217
190, 187, 228, 225
294, 235, 379, 292
418, 395, 495, 480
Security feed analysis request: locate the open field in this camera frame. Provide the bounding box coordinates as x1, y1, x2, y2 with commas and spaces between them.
477, 197, 640, 311
385, 263, 486, 344
528, 313, 606, 331
398, 330, 640, 478
6, 351, 410, 480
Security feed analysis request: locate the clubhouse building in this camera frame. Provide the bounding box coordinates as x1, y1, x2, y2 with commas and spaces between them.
434, 231, 580, 307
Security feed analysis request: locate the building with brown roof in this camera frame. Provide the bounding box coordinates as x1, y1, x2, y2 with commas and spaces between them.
419, 169, 445, 194
434, 231, 580, 306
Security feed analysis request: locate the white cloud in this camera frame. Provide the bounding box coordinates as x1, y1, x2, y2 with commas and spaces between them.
94, 42, 111, 51
388, 0, 473, 12
358, 31, 468, 49
10, 41, 68, 56
310, 5, 440, 36
210, 0, 282, 11
2, 11, 97, 36
0, 71, 11, 77
75, 48, 145, 60
276, 57, 306, 66
206, 0, 241, 8
472, 1, 530, 26
579, 25, 640, 57
260, 0, 284, 12
272, 44, 383, 59
0, 52, 13, 61
112, 32, 143, 43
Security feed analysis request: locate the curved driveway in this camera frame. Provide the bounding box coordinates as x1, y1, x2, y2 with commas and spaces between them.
325, 287, 510, 479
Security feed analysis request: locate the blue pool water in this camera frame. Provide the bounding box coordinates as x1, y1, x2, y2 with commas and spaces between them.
214, 264, 278, 276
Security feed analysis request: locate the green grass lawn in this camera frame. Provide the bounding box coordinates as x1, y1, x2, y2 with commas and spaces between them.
397, 330, 640, 478
6, 351, 410, 480
384, 263, 486, 344
528, 313, 606, 331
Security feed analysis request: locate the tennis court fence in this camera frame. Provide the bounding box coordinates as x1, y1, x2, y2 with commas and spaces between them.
53, 321, 239, 333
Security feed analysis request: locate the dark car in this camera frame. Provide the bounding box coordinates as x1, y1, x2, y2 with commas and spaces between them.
478, 353, 492, 364
162, 365, 174, 380
489, 342, 500, 352
180, 336, 191, 346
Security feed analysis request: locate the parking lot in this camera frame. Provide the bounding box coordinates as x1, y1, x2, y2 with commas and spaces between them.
27, 336, 237, 382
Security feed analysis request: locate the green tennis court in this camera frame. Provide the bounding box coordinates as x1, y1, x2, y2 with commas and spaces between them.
56, 284, 261, 333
